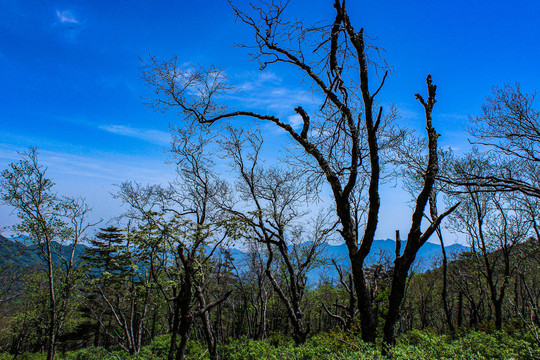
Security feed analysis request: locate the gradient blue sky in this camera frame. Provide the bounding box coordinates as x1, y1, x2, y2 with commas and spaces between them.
1, 0, 539, 241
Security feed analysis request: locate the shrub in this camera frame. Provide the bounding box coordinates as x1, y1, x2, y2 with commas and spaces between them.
457, 331, 534, 360
219, 338, 281, 360
11, 354, 45, 360
391, 329, 538, 360
59, 346, 121, 360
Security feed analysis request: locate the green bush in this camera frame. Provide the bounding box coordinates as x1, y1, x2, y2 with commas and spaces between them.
141, 334, 171, 359
393, 329, 459, 359
217, 332, 379, 360
59, 346, 122, 360
11, 354, 45, 360
219, 338, 280, 360
457, 331, 534, 360
391, 329, 538, 360
2, 329, 537, 360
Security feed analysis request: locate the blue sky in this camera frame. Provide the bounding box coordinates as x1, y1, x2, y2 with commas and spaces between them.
1, 0, 539, 241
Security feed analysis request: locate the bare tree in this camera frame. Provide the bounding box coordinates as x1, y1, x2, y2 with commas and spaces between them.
449, 84, 540, 198
218, 127, 332, 345
378, 76, 457, 348
448, 154, 531, 330
140, 1, 453, 346
394, 137, 459, 333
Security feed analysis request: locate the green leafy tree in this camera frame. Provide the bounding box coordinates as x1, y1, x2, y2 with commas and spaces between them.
0, 148, 96, 360
82, 226, 125, 279
117, 131, 234, 360
82, 226, 154, 353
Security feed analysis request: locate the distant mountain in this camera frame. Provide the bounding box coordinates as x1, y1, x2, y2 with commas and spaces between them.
0, 234, 42, 269
0, 234, 469, 285
312, 239, 469, 282
227, 239, 469, 284
0, 235, 89, 270
326, 239, 467, 268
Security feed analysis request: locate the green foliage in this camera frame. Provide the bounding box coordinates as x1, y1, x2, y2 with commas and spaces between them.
141, 334, 170, 359
392, 329, 538, 360
219, 338, 279, 360
0, 353, 45, 360
58, 346, 119, 360
1, 329, 538, 360
391, 330, 461, 359
141, 337, 204, 360
266, 332, 293, 348
458, 331, 538, 359
218, 332, 378, 360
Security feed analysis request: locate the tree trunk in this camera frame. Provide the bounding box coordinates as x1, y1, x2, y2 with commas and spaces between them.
351, 255, 376, 343
438, 232, 455, 332
494, 298, 503, 330
46, 242, 57, 360
383, 258, 411, 347
197, 288, 218, 360
457, 292, 463, 327
168, 297, 180, 360
174, 277, 193, 360
200, 310, 218, 360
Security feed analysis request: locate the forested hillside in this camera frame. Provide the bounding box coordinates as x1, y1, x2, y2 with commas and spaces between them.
0, 229, 537, 359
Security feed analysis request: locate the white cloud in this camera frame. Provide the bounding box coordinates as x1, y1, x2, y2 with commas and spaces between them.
228, 84, 319, 116
98, 125, 170, 145
0, 144, 177, 229
54, 9, 82, 43
56, 10, 79, 24
236, 71, 281, 91
230, 71, 322, 117
287, 114, 303, 129
0, 145, 171, 184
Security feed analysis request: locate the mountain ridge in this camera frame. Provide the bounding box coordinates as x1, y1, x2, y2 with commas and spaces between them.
0, 235, 468, 282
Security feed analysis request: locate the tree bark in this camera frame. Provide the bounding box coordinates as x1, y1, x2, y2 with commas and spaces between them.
383, 75, 457, 349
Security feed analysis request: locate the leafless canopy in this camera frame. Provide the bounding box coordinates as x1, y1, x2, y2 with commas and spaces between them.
449, 84, 540, 197
140, 0, 453, 346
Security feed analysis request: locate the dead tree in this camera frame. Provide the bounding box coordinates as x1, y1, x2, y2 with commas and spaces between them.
141, 1, 453, 345
218, 127, 332, 345
382, 76, 458, 348
449, 84, 540, 198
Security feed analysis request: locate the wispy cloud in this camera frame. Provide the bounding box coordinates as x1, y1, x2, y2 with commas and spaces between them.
0, 144, 176, 229
54, 9, 82, 43
0, 140, 177, 185
236, 72, 282, 91
287, 114, 303, 129
44, 150, 173, 184
56, 10, 79, 24
98, 125, 170, 145
0, 144, 175, 192
229, 72, 320, 117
